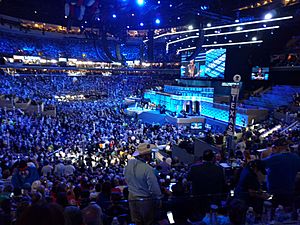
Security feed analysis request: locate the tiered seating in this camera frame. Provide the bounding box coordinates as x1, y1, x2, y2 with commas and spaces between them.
200, 102, 248, 127
244, 85, 300, 109
0, 31, 141, 61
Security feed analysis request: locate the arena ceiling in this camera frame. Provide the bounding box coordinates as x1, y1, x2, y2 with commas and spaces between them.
0, 0, 299, 30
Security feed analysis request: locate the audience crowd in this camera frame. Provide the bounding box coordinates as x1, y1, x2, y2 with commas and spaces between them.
0, 72, 300, 225
0, 31, 142, 62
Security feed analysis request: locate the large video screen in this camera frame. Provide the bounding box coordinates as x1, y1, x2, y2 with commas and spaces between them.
251, 67, 269, 80
180, 48, 226, 79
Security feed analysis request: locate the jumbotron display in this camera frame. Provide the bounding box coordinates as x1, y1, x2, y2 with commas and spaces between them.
251, 67, 270, 80
180, 48, 226, 79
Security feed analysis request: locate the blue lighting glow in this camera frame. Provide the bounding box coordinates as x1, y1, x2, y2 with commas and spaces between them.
137, 0, 145, 6
144, 86, 248, 128
155, 18, 161, 24
112, 14, 117, 18
140, 22, 144, 26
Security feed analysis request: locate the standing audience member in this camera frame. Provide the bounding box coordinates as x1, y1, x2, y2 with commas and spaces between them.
54, 160, 65, 177
41, 161, 53, 177
263, 138, 300, 206
188, 149, 225, 216
125, 143, 162, 225
11, 161, 39, 189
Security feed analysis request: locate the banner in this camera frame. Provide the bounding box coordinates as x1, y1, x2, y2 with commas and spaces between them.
226, 86, 239, 136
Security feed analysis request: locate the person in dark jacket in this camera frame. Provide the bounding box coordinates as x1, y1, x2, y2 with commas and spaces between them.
234, 160, 269, 213
188, 149, 225, 217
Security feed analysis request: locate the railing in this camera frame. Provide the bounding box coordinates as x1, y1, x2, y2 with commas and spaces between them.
94, 192, 300, 225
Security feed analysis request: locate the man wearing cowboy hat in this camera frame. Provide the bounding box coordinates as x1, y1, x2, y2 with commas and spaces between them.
124, 142, 162, 225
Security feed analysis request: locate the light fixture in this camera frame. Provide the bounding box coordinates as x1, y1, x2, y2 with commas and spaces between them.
188, 25, 193, 30
143, 29, 200, 42
204, 26, 279, 37
207, 23, 211, 27
137, 0, 145, 6
176, 46, 196, 54
166, 36, 199, 47
264, 13, 273, 20
203, 16, 292, 30
112, 14, 117, 18
252, 36, 257, 41
202, 40, 263, 47
155, 18, 161, 24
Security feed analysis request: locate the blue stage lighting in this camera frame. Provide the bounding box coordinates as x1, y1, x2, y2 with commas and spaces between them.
140, 22, 144, 26
155, 18, 160, 24
112, 14, 117, 18
137, 0, 145, 6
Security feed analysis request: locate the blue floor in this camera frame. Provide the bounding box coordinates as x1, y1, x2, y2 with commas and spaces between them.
138, 110, 167, 124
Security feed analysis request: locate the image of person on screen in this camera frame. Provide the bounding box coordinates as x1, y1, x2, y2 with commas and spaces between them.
186, 59, 198, 78
253, 68, 264, 80
257, 68, 264, 79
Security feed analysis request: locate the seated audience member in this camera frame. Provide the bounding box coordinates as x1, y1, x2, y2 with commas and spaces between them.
64, 206, 84, 225
159, 157, 171, 175
82, 202, 103, 225
16, 203, 65, 225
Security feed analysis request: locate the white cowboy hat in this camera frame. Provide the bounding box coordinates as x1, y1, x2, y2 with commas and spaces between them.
133, 143, 155, 157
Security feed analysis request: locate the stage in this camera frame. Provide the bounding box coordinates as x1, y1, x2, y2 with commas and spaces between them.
125, 106, 206, 126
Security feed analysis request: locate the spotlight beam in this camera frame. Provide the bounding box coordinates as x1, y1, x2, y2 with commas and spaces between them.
204, 26, 279, 37
203, 16, 292, 31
